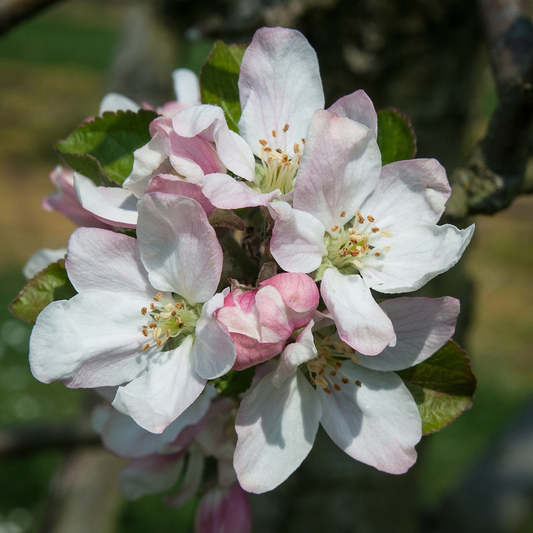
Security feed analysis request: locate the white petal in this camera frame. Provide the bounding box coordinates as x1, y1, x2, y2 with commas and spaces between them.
361, 223, 475, 293
360, 159, 451, 231
66, 228, 153, 295
203, 173, 281, 209
23, 247, 67, 279
124, 133, 170, 198
269, 202, 326, 273
112, 335, 206, 433
172, 68, 200, 105
193, 292, 236, 379
328, 90, 378, 138
29, 291, 150, 387
272, 321, 317, 388
137, 193, 223, 304
319, 361, 421, 474
321, 268, 395, 355
99, 93, 140, 115
74, 173, 138, 228
119, 454, 184, 500
358, 296, 460, 371
238, 27, 324, 157
234, 371, 321, 494
293, 109, 382, 233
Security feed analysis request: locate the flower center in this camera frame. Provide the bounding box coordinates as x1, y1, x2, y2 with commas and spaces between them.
307, 335, 362, 394
140, 292, 201, 352
255, 124, 305, 195
327, 210, 393, 274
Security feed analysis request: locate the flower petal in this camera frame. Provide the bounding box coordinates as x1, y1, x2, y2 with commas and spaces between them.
234, 371, 321, 493
361, 223, 475, 293
293, 109, 382, 234
29, 291, 151, 387
74, 173, 138, 228
270, 202, 326, 273
358, 297, 460, 371
328, 90, 378, 138
99, 93, 140, 114
172, 68, 200, 106
321, 268, 395, 355
319, 361, 421, 474
66, 228, 153, 295
203, 173, 281, 209
23, 247, 67, 279
272, 321, 317, 388
145, 174, 216, 217
119, 454, 184, 500
238, 27, 324, 157
165, 446, 204, 508
137, 193, 223, 304
112, 335, 207, 433
193, 292, 236, 379
360, 159, 451, 231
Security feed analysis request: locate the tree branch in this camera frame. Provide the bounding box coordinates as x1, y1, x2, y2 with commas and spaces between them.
446, 0, 533, 219
0, 0, 65, 36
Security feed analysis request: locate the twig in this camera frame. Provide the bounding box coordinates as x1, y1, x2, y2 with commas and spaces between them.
446, 0, 533, 219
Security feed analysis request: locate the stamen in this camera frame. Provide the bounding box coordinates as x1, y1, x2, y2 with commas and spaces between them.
142, 344, 150, 351
283, 124, 289, 132
334, 384, 342, 392
341, 377, 350, 384
149, 322, 157, 329
294, 143, 300, 153
150, 303, 156, 311
141, 307, 147, 315
383, 246, 391, 252
380, 229, 393, 238
353, 259, 364, 268
156, 339, 163, 347
374, 252, 381, 257
142, 329, 148, 337
358, 214, 365, 224
371, 227, 380, 233
331, 225, 340, 232
272, 130, 277, 137
315, 375, 328, 388
354, 380, 362, 387
153, 292, 162, 301
276, 148, 283, 154
259, 139, 267, 146
330, 370, 337, 376
367, 215, 375, 222
301, 138, 306, 145
324, 387, 332, 395
340, 210, 346, 217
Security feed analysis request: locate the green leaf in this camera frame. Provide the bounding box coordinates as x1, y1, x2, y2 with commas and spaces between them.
396, 340, 477, 435
377, 108, 417, 165
200, 41, 248, 132
9, 259, 77, 324
213, 367, 255, 397
56, 109, 158, 186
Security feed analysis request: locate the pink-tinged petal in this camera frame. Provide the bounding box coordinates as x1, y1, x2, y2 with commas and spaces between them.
319, 361, 421, 474
193, 291, 236, 380
293, 110, 382, 234
23, 247, 67, 279
166, 447, 204, 508
42, 167, 112, 229
66, 228, 153, 295
203, 173, 281, 209
172, 68, 200, 105
119, 454, 184, 500
112, 335, 206, 433
234, 371, 321, 494
93, 404, 163, 458
145, 175, 216, 217
361, 223, 475, 293
99, 93, 140, 114
270, 202, 326, 273
157, 101, 190, 116
172, 105, 256, 181
230, 335, 285, 371
166, 132, 225, 184
360, 159, 451, 231
321, 268, 395, 355
216, 289, 263, 341
195, 485, 252, 533
357, 296, 460, 371
124, 133, 171, 198
260, 272, 319, 314
272, 321, 317, 388
137, 193, 223, 304
328, 90, 378, 138
238, 27, 324, 157
74, 173, 138, 228
29, 291, 151, 387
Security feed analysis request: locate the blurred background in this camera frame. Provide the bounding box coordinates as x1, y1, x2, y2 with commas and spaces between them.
1, 0, 533, 531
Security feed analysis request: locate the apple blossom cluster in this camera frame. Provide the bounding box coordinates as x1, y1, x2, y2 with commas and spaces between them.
19, 26, 475, 532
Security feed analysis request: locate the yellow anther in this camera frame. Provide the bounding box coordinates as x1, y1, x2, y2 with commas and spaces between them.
293, 143, 300, 153
156, 339, 163, 347
340, 210, 346, 217
329, 370, 337, 376
374, 252, 381, 257
272, 130, 277, 137
334, 384, 342, 392
354, 380, 362, 387
367, 215, 375, 222
341, 377, 350, 384
383, 246, 391, 252
141, 307, 147, 315
371, 227, 380, 233
380, 229, 393, 238
150, 303, 156, 311
142, 344, 150, 351
331, 225, 340, 232
142, 329, 148, 337
153, 292, 162, 301
358, 215, 365, 224
259, 139, 267, 146
324, 387, 332, 395
283, 123, 289, 132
